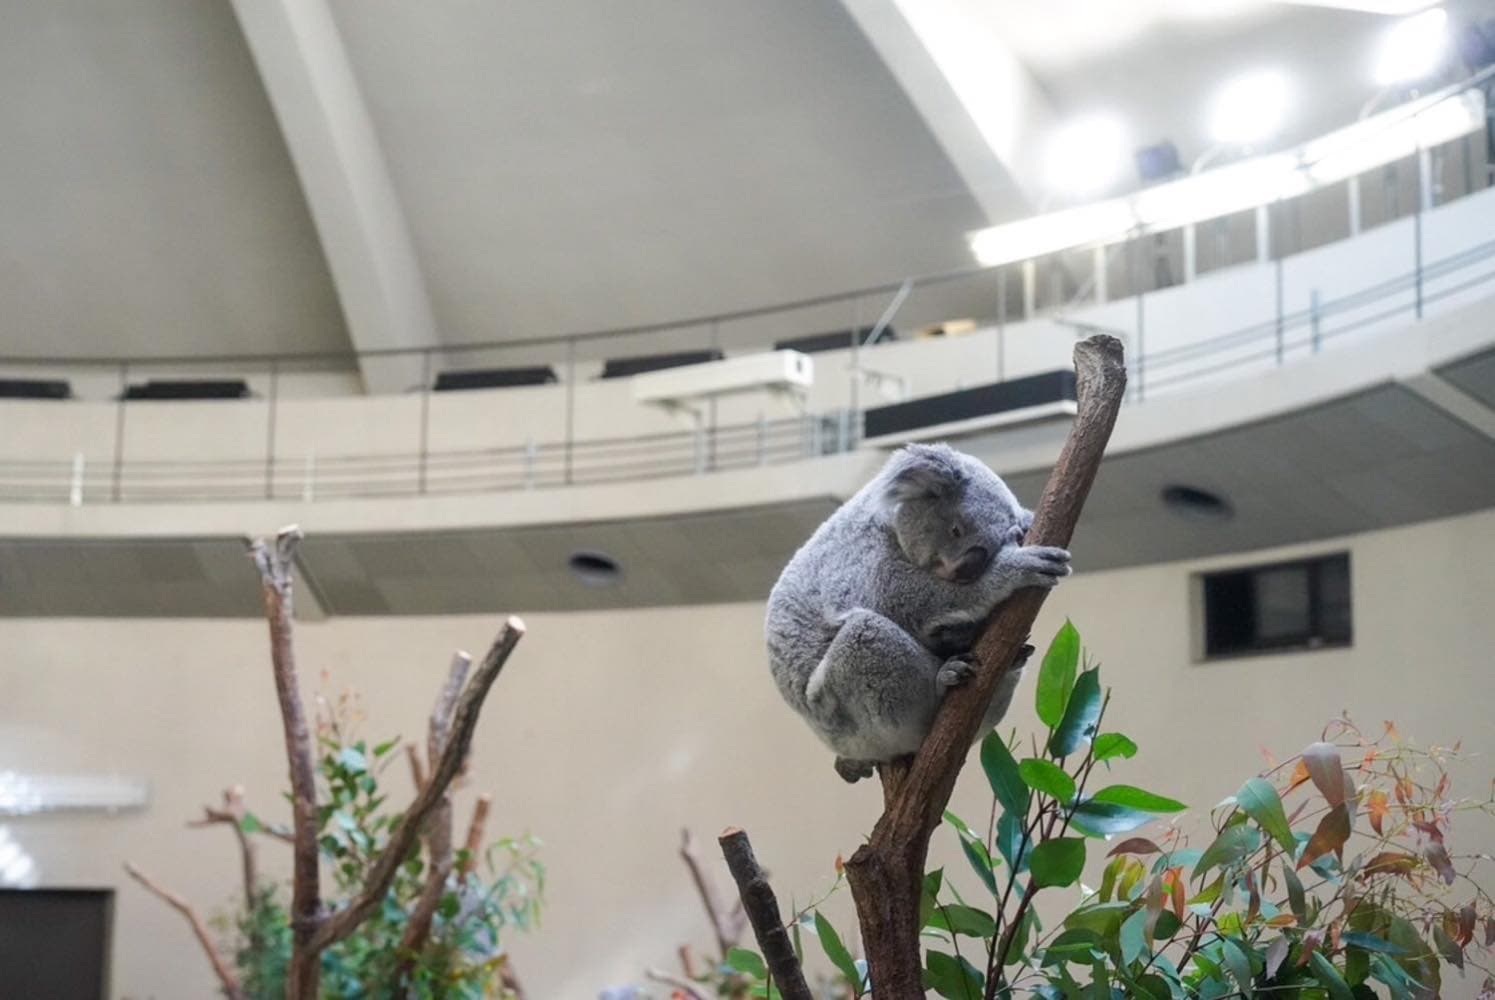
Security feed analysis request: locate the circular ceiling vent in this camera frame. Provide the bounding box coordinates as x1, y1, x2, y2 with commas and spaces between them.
568, 550, 623, 587
1161, 484, 1234, 522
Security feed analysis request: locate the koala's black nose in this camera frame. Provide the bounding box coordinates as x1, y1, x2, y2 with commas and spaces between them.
952, 546, 991, 584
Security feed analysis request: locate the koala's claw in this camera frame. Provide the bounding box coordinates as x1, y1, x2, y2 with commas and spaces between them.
937, 654, 978, 690
1012, 642, 1036, 669
834, 757, 876, 783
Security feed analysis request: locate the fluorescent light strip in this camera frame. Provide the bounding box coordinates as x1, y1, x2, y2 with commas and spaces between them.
0, 771, 150, 815
968, 89, 1484, 267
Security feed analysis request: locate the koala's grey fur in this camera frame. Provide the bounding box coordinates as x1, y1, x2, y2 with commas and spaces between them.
764, 443, 1070, 782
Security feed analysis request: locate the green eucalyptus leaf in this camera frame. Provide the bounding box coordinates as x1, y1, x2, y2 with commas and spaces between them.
815, 912, 862, 988
1236, 777, 1295, 854
980, 732, 1030, 818
1020, 758, 1077, 803
1048, 669, 1103, 758
1309, 951, 1355, 1000
1282, 862, 1307, 922
993, 810, 1030, 873
924, 949, 984, 1000
1093, 732, 1138, 762
920, 869, 944, 929
1090, 785, 1187, 813
1035, 620, 1080, 728
1222, 937, 1256, 998
726, 947, 767, 980
959, 835, 999, 895
1070, 800, 1154, 838
1030, 838, 1087, 889
1194, 825, 1261, 882
1041, 927, 1105, 967
928, 903, 997, 939
1119, 908, 1149, 966
337, 746, 367, 775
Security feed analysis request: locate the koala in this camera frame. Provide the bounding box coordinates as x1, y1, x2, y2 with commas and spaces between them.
764, 443, 1071, 782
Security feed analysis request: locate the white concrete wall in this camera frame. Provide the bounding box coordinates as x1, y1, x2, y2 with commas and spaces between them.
2, 508, 1491, 999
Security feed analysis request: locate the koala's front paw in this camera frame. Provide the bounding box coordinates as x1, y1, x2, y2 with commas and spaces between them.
1003, 510, 1036, 547
1009, 545, 1072, 589
834, 756, 876, 783
937, 653, 978, 690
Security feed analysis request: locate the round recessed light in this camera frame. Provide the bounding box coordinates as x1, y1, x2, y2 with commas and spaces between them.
1161, 484, 1234, 522
568, 550, 622, 587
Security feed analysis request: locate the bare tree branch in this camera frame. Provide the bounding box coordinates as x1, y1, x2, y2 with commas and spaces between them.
718, 828, 814, 1000
459, 794, 494, 880
311, 618, 525, 952
186, 787, 258, 905
680, 827, 745, 959
124, 863, 244, 1000
405, 741, 428, 791
844, 335, 1127, 996
247, 525, 325, 999
400, 652, 472, 959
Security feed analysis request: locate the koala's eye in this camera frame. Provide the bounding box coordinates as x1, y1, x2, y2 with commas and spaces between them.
949, 523, 963, 539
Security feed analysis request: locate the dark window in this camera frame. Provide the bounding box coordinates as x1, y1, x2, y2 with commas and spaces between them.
1202, 553, 1351, 659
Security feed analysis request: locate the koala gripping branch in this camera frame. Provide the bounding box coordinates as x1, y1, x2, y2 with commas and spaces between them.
845, 334, 1127, 999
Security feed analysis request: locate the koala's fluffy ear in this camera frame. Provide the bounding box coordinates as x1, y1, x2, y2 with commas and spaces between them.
882, 444, 968, 504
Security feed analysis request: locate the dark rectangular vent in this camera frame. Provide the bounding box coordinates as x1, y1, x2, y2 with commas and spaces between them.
1202, 553, 1352, 659
0, 378, 71, 400
600, 349, 724, 379
774, 325, 896, 354
0, 888, 113, 999
863, 370, 1076, 440
434, 366, 558, 391
122, 379, 250, 401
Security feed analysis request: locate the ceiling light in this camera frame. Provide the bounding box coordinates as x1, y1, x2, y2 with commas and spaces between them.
1043, 114, 1129, 199
1162, 485, 1234, 522
1208, 69, 1292, 146
568, 551, 622, 588
1374, 7, 1449, 84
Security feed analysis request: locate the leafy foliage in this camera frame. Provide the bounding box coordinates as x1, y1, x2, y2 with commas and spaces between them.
723, 622, 1495, 1000
222, 692, 544, 999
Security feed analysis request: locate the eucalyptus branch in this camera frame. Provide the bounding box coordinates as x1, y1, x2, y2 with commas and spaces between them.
124, 863, 245, 1000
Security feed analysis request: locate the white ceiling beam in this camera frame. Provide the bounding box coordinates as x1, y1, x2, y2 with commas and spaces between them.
230, 0, 438, 394
839, 0, 1057, 222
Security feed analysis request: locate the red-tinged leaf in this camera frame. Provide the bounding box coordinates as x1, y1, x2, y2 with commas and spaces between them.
1287, 759, 1312, 792
1247, 866, 1262, 923
1394, 776, 1414, 806
1414, 819, 1444, 843
1436, 772, 1450, 800
1266, 914, 1297, 928
1360, 852, 1419, 879
1303, 742, 1346, 806
1298, 804, 1352, 870
1265, 936, 1290, 979
1434, 921, 1464, 971
1425, 842, 1456, 885
1107, 837, 1162, 858
1366, 790, 1390, 836
1298, 930, 1323, 967
1169, 870, 1186, 921
1484, 917, 1495, 947
1383, 720, 1401, 742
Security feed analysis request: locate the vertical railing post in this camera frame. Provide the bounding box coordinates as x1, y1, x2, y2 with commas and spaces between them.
757, 414, 767, 465
524, 439, 537, 489
1415, 140, 1428, 320
708, 319, 720, 471
110, 362, 128, 502
69, 453, 85, 507
302, 452, 316, 502
1310, 289, 1322, 353
995, 267, 1007, 382
1129, 236, 1145, 403
692, 413, 706, 475
563, 337, 576, 485
848, 297, 861, 422
264, 359, 279, 500
417, 348, 432, 494
1272, 199, 1285, 367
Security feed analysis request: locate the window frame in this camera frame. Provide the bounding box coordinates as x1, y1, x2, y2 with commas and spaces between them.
1195, 552, 1352, 662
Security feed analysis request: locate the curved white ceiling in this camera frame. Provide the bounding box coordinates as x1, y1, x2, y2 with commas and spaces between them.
0, 1, 348, 359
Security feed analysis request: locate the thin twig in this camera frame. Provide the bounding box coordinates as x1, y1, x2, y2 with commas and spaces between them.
646, 967, 711, 1000
124, 863, 245, 1000
718, 828, 815, 1000
459, 794, 493, 880
311, 618, 525, 952
681, 827, 745, 958
187, 787, 258, 904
